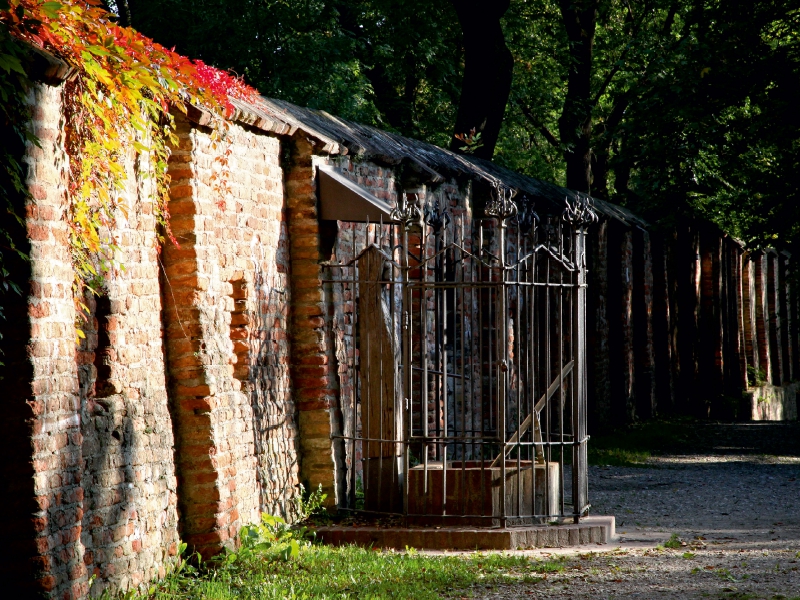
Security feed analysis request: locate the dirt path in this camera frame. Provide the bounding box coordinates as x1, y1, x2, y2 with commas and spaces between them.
470, 421, 800, 599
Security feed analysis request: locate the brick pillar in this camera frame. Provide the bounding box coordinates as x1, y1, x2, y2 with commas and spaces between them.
743, 253, 759, 383
285, 136, 344, 506
651, 232, 676, 413
674, 224, 701, 415
778, 253, 792, 383
753, 252, 772, 384
0, 82, 88, 599
734, 245, 749, 391
632, 228, 655, 418
787, 255, 798, 382
766, 251, 783, 385
699, 231, 724, 416
161, 114, 255, 558
587, 220, 611, 432
607, 221, 635, 424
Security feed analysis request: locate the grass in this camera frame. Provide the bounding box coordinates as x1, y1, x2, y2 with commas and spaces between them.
587, 417, 698, 467
115, 545, 564, 599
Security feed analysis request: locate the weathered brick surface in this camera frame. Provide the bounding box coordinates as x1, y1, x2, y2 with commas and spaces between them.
0, 81, 183, 599
0, 80, 84, 599
162, 114, 298, 557
284, 139, 342, 506
76, 140, 180, 595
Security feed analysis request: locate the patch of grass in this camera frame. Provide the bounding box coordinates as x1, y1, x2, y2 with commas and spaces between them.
113, 543, 558, 599
663, 533, 682, 549
588, 447, 651, 467
529, 559, 565, 574
588, 417, 698, 466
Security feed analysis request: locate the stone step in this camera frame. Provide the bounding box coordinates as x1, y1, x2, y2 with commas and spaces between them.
314, 515, 615, 550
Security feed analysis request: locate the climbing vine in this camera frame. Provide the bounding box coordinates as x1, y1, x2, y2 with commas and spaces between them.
0, 0, 264, 332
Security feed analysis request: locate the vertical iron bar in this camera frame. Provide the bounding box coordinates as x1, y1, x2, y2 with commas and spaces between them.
402, 220, 411, 518
422, 221, 429, 496
573, 222, 588, 523
545, 237, 551, 517
442, 221, 448, 515
559, 219, 565, 518
499, 209, 508, 526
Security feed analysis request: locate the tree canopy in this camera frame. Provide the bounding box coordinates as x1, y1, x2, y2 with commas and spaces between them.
126, 0, 799, 252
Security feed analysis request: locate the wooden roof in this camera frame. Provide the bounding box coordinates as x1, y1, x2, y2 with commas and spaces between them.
248, 98, 648, 228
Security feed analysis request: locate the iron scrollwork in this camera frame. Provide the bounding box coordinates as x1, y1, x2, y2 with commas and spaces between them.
424, 192, 451, 234
516, 194, 539, 235
485, 182, 518, 222
562, 193, 599, 227
390, 192, 425, 231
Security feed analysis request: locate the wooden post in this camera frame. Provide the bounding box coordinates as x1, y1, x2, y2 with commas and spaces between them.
358, 246, 403, 512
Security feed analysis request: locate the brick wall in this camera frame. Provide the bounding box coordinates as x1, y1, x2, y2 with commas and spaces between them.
2, 82, 301, 596
0, 80, 185, 599
0, 79, 87, 599
162, 113, 297, 558
7, 70, 798, 598
75, 139, 180, 594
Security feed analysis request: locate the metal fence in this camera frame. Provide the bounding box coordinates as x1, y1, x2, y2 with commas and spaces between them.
323, 186, 595, 526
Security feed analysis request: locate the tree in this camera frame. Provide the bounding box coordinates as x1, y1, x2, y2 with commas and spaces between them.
128, 0, 463, 145
447, 0, 514, 160
127, 0, 799, 251
499, 0, 800, 251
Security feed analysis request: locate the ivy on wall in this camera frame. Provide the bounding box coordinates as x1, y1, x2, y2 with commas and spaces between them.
0, 0, 264, 335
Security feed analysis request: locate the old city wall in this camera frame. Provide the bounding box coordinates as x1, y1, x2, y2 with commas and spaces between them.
161, 111, 298, 560
0, 78, 308, 598
0, 79, 182, 599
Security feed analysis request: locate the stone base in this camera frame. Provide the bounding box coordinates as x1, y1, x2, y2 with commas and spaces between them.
314, 515, 615, 550
744, 383, 798, 421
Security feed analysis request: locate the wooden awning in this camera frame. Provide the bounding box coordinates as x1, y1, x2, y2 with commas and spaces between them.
318, 166, 394, 223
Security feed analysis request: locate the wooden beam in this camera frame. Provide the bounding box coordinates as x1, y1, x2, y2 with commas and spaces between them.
489, 360, 574, 468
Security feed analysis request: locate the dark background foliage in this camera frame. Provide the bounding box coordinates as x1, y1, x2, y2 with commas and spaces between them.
110, 1, 800, 255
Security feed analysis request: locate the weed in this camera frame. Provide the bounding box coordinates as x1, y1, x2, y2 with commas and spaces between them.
747, 365, 767, 387
115, 527, 545, 599
664, 533, 682, 549
529, 560, 564, 574
294, 483, 328, 522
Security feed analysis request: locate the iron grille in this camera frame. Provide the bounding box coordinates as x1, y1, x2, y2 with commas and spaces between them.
323, 186, 596, 526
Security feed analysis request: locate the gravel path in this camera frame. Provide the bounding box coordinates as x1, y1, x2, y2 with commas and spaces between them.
469, 422, 800, 599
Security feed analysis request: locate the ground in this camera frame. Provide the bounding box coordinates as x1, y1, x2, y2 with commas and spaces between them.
130, 419, 800, 599
469, 420, 800, 599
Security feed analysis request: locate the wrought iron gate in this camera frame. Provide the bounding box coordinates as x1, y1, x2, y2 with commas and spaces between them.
323, 185, 596, 526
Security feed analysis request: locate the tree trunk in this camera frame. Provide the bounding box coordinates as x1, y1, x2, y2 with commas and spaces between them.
449, 0, 514, 161
558, 0, 598, 194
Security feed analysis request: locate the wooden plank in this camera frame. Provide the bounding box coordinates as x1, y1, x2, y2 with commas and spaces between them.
489, 360, 574, 469
358, 246, 403, 511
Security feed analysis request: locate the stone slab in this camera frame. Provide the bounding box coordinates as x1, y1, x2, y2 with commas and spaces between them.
744, 382, 798, 421
314, 515, 615, 550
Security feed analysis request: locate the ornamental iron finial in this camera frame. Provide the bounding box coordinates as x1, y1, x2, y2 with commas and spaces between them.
391, 192, 425, 231
516, 194, 539, 235
485, 182, 518, 222
424, 192, 451, 234
563, 193, 599, 227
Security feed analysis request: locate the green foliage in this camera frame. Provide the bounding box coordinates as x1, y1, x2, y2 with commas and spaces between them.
664, 533, 682, 549
0, 9, 35, 366
118, 527, 556, 599
747, 365, 767, 387
238, 514, 312, 562
293, 483, 328, 522
128, 0, 800, 255
128, 0, 462, 144
500, 0, 800, 253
